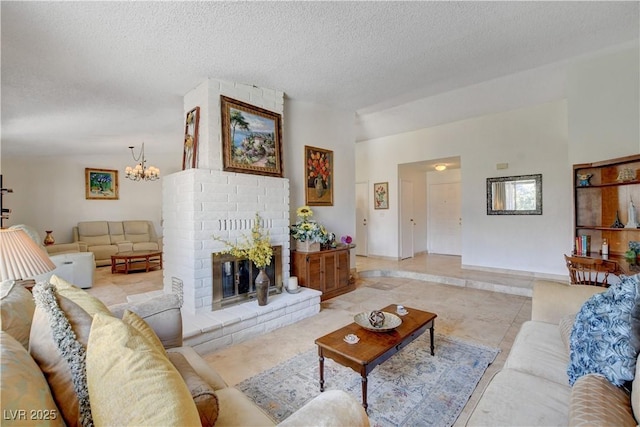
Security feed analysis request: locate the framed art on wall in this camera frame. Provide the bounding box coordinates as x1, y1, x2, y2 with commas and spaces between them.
374, 182, 388, 209
305, 145, 333, 206
183, 106, 200, 170
85, 168, 119, 200
220, 96, 283, 177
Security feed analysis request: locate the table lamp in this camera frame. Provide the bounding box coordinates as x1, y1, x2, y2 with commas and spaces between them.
0, 228, 56, 288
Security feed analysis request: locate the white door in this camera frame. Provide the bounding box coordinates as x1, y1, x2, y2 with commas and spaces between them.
429, 182, 462, 255
355, 182, 368, 256
400, 180, 414, 259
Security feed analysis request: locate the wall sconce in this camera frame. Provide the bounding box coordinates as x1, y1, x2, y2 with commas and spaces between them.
434, 164, 447, 172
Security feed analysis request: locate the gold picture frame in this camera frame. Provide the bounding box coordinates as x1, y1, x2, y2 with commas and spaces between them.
374, 182, 388, 209
305, 145, 333, 206
221, 96, 283, 177
85, 168, 119, 200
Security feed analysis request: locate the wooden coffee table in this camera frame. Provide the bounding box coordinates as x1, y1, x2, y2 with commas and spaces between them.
315, 304, 437, 412
111, 250, 163, 274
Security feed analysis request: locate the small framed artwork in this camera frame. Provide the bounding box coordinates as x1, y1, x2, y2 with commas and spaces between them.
220, 96, 283, 177
374, 182, 389, 209
183, 106, 200, 170
305, 145, 333, 206
85, 168, 119, 200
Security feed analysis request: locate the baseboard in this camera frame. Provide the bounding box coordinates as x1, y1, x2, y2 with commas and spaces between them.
461, 263, 568, 282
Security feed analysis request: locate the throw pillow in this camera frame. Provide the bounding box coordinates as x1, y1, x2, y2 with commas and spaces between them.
30, 283, 93, 427
122, 309, 166, 354
1, 331, 64, 427
569, 373, 636, 427
559, 313, 576, 353
167, 351, 219, 426
567, 273, 640, 386
49, 275, 110, 316
0, 280, 35, 349
86, 313, 200, 426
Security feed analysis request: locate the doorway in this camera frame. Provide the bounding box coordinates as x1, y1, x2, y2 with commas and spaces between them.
428, 181, 462, 255
355, 182, 368, 256
400, 180, 414, 259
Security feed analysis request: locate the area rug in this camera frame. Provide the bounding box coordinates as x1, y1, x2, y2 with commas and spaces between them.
237, 333, 499, 427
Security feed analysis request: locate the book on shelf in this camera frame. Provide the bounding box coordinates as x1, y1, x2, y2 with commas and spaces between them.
575, 235, 591, 256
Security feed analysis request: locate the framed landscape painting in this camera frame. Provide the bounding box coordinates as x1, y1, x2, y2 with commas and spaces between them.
374, 182, 388, 209
220, 96, 283, 177
85, 168, 119, 200
305, 145, 333, 206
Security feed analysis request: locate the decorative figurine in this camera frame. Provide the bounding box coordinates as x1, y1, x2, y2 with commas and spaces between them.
611, 211, 625, 228
577, 173, 593, 187
368, 310, 385, 328
626, 198, 639, 229
617, 168, 636, 182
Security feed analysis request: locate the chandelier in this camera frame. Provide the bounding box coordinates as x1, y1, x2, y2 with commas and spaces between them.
125, 143, 160, 181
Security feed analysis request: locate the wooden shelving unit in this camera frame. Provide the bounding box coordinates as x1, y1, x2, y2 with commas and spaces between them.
0, 175, 13, 228
573, 154, 640, 255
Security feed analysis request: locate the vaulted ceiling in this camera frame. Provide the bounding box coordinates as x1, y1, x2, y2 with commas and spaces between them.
2, 1, 638, 157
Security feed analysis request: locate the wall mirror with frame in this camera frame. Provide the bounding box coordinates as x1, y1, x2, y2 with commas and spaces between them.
487, 174, 542, 215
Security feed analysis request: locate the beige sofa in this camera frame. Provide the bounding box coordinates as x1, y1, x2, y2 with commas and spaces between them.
466, 280, 639, 426
73, 220, 161, 266
0, 276, 369, 426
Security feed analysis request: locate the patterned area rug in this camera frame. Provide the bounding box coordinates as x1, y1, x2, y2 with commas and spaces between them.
237, 333, 499, 427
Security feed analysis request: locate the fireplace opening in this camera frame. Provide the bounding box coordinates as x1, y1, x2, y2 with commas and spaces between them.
211, 245, 282, 310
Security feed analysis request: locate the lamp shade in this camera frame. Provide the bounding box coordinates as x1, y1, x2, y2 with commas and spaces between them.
0, 229, 56, 281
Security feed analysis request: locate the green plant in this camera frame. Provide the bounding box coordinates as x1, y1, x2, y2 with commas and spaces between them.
213, 212, 273, 269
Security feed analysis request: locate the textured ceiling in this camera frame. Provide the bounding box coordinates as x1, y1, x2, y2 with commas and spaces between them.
1, 1, 638, 157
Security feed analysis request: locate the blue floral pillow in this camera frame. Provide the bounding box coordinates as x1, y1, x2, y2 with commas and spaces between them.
567, 273, 640, 386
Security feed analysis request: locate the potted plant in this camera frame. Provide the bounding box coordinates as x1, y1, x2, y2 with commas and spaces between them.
290, 206, 330, 252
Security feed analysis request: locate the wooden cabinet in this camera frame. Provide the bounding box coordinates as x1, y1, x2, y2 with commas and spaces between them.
291, 247, 354, 301
573, 154, 640, 256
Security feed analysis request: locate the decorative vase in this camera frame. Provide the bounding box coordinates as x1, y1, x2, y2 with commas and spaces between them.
314, 176, 325, 197
255, 269, 270, 306
296, 240, 321, 253
43, 230, 55, 246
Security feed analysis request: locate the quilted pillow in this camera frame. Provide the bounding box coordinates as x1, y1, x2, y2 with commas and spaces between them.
569, 374, 636, 427
567, 274, 640, 386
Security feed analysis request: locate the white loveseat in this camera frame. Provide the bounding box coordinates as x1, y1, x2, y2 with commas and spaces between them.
466, 279, 639, 426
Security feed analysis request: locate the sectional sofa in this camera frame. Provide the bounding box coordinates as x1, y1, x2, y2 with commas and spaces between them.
0, 276, 369, 426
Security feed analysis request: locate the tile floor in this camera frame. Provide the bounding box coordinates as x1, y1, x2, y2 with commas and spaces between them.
88, 253, 534, 426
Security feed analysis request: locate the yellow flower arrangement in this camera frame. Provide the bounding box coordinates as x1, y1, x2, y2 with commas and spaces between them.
213, 212, 273, 269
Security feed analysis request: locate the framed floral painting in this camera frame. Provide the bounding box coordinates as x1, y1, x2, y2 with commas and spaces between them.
374, 182, 388, 209
305, 145, 333, 206
221, 96, 283, 177
85, 168, 119, 200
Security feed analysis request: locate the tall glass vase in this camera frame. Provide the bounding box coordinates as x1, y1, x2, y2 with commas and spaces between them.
255, 269, 270, 306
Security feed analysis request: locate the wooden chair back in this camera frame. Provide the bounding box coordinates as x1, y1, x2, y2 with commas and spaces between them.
564, 254, 618, 287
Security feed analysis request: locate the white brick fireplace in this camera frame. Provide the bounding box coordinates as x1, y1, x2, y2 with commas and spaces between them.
160, 79, 320, 353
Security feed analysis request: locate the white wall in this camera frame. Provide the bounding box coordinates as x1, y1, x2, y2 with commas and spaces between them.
2, 152, 180, 243
284, 100, 357, 266
568, 44, 640, 164
357, 100, 571, 276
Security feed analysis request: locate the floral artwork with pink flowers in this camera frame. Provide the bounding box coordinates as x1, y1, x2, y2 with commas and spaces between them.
374, 182, 388, 209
